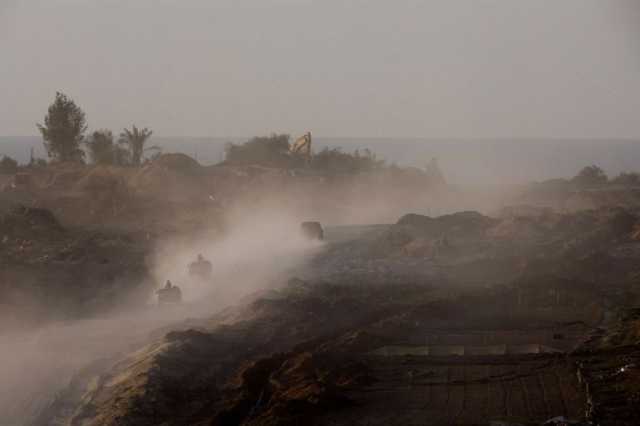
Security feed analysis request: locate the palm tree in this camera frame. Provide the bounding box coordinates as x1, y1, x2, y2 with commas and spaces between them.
119, 125, 156, 166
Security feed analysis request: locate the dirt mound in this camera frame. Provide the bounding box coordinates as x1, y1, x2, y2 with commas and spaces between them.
396, 211, 497, 237
400, 237, 436, 257
606, 208, 638, 237
74, 166, 130, 192
552, 207, 637, 241
486, 215, 554, 240
496, 204, 555, 219
371, 211, 496, 256
129, 154, 207, 202
215, 351, 368, 426
0, 205, 153, 327
150, 153, 202, 174
0, 205, 63, 239
44, 162, 87, 191
1, 172, 36, 193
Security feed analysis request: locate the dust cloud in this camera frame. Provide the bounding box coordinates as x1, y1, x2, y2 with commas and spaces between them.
152, 206, 324, 304
0, 206, 323, 426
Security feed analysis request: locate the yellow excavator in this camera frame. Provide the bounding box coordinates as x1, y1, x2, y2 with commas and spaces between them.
290, 132, 312, 165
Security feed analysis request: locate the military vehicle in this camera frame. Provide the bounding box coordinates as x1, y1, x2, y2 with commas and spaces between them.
156, 280, 182, 304
188, 254, 213, 281
301, 221, 323, 241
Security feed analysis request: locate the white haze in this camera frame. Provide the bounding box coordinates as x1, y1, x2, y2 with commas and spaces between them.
152, 207, 324, 304
0, 207, 324, 425
2, 0, 640, 423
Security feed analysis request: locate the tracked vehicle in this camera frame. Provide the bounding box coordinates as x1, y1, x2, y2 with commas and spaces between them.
301, 221, 323, 241
188, 254, 213, 281
156, 280, 182, 304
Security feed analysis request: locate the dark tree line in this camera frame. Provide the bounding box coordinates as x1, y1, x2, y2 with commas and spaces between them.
567, 165, 640, 187
311, 147, 385, 173
224, 134, 385, 173
225, 134, 294, 168
36, 92, 157, 166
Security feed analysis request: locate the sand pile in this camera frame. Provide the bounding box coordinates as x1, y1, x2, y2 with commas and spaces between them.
372, 211, 496, 257
396, 211, 497, 238
74, 166, 130, 193
129, 153, 208, 202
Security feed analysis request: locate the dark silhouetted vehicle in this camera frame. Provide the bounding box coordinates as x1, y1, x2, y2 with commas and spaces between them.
188, 254, 213, 281
301, 221, 323, 241
156, 280, 182, 304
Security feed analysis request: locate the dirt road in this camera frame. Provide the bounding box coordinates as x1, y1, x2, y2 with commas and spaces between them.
0, 222, 340, 426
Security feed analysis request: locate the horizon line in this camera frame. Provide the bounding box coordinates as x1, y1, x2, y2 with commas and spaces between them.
2, 135, 640, 142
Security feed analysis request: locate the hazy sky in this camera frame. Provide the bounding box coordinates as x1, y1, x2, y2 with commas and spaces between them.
1, 0, 640, 138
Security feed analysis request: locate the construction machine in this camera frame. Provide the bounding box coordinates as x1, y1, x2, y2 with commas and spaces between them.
290, 132, 312, 165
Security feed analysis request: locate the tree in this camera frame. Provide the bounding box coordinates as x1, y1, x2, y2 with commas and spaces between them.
311, 147, 385, 173
612, 172, 640, 186
119, 125, 154, 166
0, 155, 18, 174
37, 92, 87, 162
85, 130, 130, 165
572, 165, 608, 186
224, 133, 294, 168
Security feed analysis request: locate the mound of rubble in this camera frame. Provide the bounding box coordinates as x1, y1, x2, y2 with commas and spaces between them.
153, 153, 202, 173
0, 206, 154, 327
38, 203, 640, 425
0, 205, 64, 240
45, 162, 87, 191
47, 272, 604, 425
74, 166, 131, 193
396, 211, 497, 236
368, 211, 494, 256
129, 153, 208, 203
